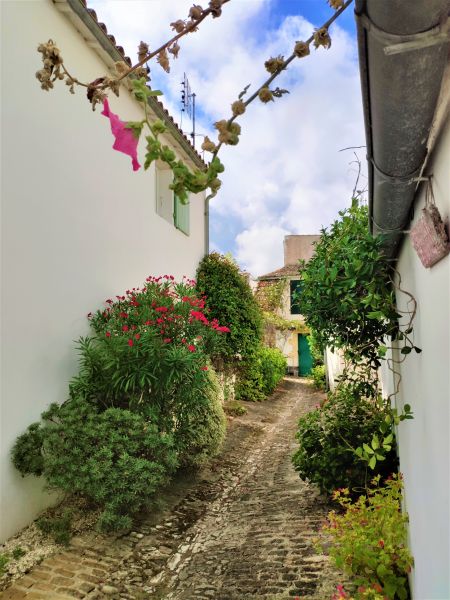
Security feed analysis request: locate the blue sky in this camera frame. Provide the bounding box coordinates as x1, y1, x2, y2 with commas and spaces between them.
88, 0, 365, 275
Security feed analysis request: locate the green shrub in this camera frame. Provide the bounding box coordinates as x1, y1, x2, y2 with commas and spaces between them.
307, 330, 324, 366
258, 346, 287, 394
36, 511, 73, 546
292, 382, 398, 494
224, 400, 248, 416
13, 276, 230, 530
324, 475, 413, 600
13, 398, 178, 531
311, 364, 326, 390
298, 203, 403, 368
236, 345, 286, 401
196, 253, 263, 362
174, 368, 226, 468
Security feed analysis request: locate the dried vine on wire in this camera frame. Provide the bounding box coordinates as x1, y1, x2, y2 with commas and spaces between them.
35, 0, 352, 202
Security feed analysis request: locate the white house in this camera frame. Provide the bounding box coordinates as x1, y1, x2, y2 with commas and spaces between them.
1, 0, 208, 542
356, 1, 449, 597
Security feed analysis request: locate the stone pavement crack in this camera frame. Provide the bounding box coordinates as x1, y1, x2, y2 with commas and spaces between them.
1, 378, 341, 600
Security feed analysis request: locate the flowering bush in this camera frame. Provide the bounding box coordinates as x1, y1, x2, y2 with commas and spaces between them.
71, 276, 229, 422
324, 475, 413, 600
13, 276, 229, 531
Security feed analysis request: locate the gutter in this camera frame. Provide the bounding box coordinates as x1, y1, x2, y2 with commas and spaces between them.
355, 0, 450, 258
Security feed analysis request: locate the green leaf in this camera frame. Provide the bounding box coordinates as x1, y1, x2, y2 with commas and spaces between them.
368, 456, 377, 469
383, 433, 393, 445
371, 435, 380, 450
363, 443, 374, 455
124, 121, 144, 140
400, 346, 412, 355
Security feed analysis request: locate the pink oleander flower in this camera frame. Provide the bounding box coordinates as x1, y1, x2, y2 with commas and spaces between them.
101, 99, 141, 171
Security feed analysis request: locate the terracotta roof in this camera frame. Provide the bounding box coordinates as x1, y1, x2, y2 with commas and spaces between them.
258, 264, 300, 280
79, 0, 206, 168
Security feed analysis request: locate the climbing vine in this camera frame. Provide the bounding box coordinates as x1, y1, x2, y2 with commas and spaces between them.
35, 0, 353, 201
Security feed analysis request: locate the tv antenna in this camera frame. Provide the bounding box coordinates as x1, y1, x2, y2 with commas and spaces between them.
181, 73, 197, 147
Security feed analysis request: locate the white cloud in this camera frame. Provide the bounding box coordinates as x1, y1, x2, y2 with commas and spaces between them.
87, 1, 366, 277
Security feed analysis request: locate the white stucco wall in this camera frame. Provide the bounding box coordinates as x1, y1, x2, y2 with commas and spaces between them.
381, 117, 450, 598
1, 0, 206, 541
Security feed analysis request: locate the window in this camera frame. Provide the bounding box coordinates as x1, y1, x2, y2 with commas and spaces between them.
155, 161, 190, 235
174, 195, 190, 235
290, 280, 302, 315
155, 163, 173, 224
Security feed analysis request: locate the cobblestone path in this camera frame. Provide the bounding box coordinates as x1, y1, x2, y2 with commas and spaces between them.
2, 378, 338, 600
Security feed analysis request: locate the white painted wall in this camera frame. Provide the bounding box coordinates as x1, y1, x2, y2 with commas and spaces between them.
382, 117, 450, 599
1, 0, 206, 541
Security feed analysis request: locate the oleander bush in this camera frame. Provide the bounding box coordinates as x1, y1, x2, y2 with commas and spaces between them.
12, 276, 229, 531
292, 381, 398, 494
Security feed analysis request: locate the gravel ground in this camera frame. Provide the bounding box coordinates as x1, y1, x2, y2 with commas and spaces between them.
1, 377, 343, 600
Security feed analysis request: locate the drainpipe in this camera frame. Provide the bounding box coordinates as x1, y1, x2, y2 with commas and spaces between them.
355, 0, 449, 258
204, 194, 210, 257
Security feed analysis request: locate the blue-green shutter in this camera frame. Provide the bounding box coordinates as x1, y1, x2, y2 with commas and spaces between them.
174, 194, 190, 235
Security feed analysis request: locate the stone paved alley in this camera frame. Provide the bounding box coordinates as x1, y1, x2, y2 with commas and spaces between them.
1, 379, 340, 600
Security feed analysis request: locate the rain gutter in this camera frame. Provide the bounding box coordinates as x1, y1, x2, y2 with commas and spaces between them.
355, 0, 450, 258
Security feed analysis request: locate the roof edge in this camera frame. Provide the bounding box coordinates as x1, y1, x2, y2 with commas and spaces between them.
60, 0, 207, 170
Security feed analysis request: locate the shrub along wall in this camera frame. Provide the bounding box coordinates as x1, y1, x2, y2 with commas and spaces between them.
12, 276, 228, 532
196, 253, 286, 402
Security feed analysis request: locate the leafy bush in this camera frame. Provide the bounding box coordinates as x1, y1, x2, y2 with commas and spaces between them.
311, 364, 326, 390
13, 398, 178, 531
307, 330, 324, 366
36, 511, 73, 546
196, 253, 263, 361
13, 276, 230, 530
174, 368, 226, 468
292, 381, 398, 494
236, 345, 286, 402
324, 475, 413, 600
298, 202, 407, 368
71, 276, 228, 413
258, 346, 287, 394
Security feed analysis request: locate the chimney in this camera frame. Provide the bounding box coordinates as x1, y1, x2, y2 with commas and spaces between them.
283, 235, 320, 265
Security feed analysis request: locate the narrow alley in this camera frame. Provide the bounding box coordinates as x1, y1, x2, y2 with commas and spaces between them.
2, 379, 339, 600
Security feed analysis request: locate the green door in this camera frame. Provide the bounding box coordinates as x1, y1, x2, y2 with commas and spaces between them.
298, 334, 313, 376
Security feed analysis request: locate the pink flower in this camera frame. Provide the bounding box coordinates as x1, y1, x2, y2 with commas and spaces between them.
128, 339, 134, 347
188, 345, 196, 352
101, 99, 141, 171
163, 338, 172, 343
215, 326, 230, 333
122, 325, 129, 332
135, 333, 141, 340
105, 331, 111, 337
155, 306, 168, 313
201, 366, 208, 371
